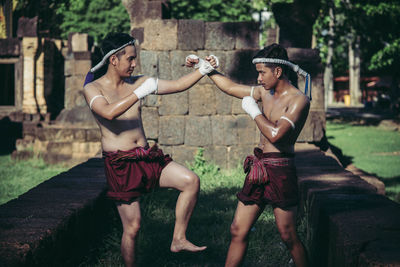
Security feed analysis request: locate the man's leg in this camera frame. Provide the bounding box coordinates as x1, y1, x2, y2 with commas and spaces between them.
273, 206, 308, 267
225, 201, 264, 267
159, 161, 207, 252
116, 200, 141, 267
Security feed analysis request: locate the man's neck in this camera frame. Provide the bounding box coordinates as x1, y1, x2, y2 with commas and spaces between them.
104, 68, 125, 87
272, 78, 290, 97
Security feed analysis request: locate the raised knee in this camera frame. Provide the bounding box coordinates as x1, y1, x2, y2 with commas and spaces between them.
184, 172, 200, 191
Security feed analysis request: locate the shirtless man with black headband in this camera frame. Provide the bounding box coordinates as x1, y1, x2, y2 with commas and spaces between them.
186, 43, 310, 267
83, 32, 217, 267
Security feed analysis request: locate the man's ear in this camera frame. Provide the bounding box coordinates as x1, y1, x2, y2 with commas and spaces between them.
275, 66, 283, 79
110, 55, 118, 66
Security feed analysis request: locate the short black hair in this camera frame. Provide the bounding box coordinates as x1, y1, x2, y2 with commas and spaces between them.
253, 43, 290, 78
101, 32, 135, 59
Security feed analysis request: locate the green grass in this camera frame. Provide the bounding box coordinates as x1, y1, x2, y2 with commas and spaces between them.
79, 150, 305, 267
326, 120, 400, 202
0, 154, 68, 205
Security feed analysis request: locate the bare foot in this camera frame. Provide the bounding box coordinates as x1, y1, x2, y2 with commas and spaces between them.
170, 239, 207, 253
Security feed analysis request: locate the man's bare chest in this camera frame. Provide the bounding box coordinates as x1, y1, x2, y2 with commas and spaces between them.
262, 99, 290, 122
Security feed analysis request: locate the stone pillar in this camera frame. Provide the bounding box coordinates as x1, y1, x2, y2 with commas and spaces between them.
272, 0, 320, 48
288, 48, 325, 142
56, 33, 95, 125
21, 37, 46, 114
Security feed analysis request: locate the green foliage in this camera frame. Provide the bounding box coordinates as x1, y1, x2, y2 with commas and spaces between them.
56, 0, 130, 43
168, 0, 255, 22
326, 120, 400, 202
187, 148, 220, 177
314, 0, 400, 76
0, 155, 67, 205
14, 0, 130, 44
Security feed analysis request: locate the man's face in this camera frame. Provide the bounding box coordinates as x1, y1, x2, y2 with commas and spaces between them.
256, 63, 278, 90
115, 45, 137, 77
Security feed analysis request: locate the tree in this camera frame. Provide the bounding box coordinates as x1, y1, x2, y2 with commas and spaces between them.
14, 0, 130, 44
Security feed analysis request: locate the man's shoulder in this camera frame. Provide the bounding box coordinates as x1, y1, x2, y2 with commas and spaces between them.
124, 75, 146, 85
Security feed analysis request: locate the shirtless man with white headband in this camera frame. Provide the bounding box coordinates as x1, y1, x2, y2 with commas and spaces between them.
187, 43, 309, 267
83, 32, 217, 267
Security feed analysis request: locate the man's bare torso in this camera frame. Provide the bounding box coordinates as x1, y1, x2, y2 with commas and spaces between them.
91, 75, 148, 152
259, 87, 308, 154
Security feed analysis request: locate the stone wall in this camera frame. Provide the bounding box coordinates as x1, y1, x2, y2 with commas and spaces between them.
121, 1, 325, 168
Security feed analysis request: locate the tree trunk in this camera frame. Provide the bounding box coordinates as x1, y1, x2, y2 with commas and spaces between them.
324, 5, 335, 109
348, 35, 361, 106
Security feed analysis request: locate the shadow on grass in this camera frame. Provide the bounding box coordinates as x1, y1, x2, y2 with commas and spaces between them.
81, 185, 294, 267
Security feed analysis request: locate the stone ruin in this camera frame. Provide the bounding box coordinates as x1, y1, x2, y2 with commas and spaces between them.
1, 0, 325, 168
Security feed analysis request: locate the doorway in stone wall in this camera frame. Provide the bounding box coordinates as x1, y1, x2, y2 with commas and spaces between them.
0, 63, 15, 106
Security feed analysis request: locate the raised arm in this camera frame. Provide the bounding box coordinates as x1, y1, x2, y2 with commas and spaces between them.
243, 95, 310, 143
156, 69, 204, 95
83, 76, 156, 120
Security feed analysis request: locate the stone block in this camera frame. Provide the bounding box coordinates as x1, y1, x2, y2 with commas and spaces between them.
211, 116, 237, 146
189, 84, 216, 115
205, 22, 236, 50
17, 17, 38, 37
85, 129, 101, 141
171, 145, 198, 166
205, 145, 228, 169
185, 116, 212, 146
142, 107, 159, 139
69, 33, 92, 52
297, 110, 325, 142
170, 50, 193, 80
224, 50, 258, 84
235, 21, 259, 49
46, 141, 73, 156
231, 97, 245, 115
140, 50, 158, 77
131, 27, 144, 45
146, 1, 165, 19
159, 92, 188, 115
178, 20, 205, 50
214, 88, 232, 115
73, 51, 91, 60
159, 116, 185, 145
141, 19, 178, 51
228, 145, 254, 169
157, 51, 172, 80
236, 115, 258, 144
0, 38, 20, 56
143, 94, 160, 107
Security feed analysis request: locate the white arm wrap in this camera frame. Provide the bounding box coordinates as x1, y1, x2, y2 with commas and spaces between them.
242, 96, 262, 120
280, 116, 295, 129
185, 54, 218, 75
133, 77, 158, 99
89, 95, 106, 110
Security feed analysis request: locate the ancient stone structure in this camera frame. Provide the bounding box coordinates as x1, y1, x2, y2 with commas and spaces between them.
8, 0, 324, 168
118, 0, 325, 168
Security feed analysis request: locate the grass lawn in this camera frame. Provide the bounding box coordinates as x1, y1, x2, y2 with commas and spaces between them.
0, 154, 68, 205
79, 151, 304, 267
326, 120, 400, 202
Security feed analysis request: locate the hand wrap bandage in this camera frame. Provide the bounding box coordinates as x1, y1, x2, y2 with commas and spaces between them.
242, 96, 262, 120
185, 54, 219, 75
133, 77, 158, 99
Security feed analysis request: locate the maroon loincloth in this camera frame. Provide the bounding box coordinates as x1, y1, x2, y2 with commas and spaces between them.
103, 145, 172, 202
237, 147, 299, 209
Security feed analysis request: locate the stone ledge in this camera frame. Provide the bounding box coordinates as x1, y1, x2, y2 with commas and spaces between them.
0, 158, 111, 267
295, 143, 400, 266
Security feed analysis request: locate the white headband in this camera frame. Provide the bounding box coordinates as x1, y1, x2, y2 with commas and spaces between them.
252, 58, 312, 100
90, 39, 136, 73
